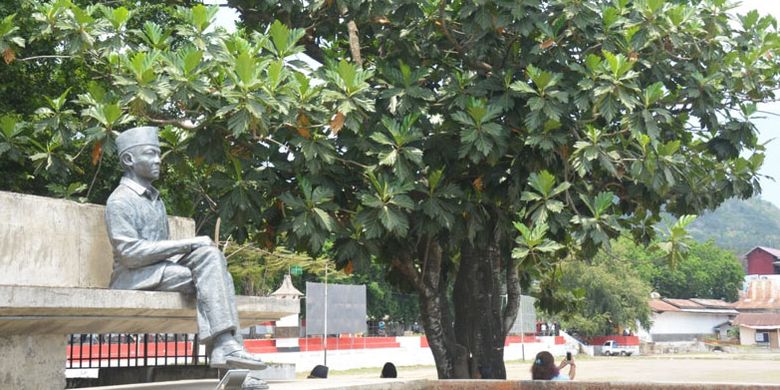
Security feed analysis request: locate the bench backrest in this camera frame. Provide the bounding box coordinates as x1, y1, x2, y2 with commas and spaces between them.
0, 190, 195, 288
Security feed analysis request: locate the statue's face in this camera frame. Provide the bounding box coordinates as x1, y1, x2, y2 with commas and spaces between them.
127, 145, 161, 182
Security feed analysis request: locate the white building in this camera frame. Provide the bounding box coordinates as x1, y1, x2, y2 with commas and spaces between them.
639, 298, 738, 342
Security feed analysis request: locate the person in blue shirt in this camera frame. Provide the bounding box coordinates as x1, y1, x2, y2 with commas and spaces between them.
530, 351, 576, 381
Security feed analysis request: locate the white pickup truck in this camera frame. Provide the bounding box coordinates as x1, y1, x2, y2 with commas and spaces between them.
601, 340, 637, 356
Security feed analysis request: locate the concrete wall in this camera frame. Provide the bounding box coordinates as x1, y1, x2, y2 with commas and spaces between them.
740, 327, 780, 348
0, 190, 194, 289
0, 335, 66, 389
739, 326, 756, 345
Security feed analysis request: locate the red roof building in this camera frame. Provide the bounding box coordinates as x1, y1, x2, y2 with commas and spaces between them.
742, 247, 780, 275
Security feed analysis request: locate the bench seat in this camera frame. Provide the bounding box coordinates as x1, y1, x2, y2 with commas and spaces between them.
0, 285, 298, 335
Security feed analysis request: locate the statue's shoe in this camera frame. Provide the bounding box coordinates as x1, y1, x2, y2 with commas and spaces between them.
211, 347, 267, 370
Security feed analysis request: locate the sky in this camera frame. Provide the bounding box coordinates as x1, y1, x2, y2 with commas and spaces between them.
733, 1, 780, 208
208, 1, 780, 208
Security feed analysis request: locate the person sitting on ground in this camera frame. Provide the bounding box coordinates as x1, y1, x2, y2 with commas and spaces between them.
308, 364, 328, 379
530, 351, 576, 381
380, 362, 397, 378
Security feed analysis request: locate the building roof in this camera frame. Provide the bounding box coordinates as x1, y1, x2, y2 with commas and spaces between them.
663, 299, 704, 309
733, 313, 780, 329
744, 246, 780, 260
649, 299, 680, 312
271, 274, 303, 299
650, 298, 737, 314
735, 278, 780, 310
690, 298, 735, 309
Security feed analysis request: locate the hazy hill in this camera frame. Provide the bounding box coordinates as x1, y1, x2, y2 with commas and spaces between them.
687, 197, 780, 255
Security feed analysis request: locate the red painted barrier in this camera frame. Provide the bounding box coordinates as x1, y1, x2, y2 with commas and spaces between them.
422, 335, 540, 348
298, 336, 400, 351
587, 335, 639, 346
244, 339, 278, 353
505, 335, 540, 344
67, 341, 194, 360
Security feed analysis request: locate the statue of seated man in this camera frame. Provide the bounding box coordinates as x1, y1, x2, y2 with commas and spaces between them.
104, 126, 265, 370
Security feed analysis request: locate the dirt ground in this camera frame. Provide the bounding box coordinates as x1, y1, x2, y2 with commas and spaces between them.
327, 353, 780, 385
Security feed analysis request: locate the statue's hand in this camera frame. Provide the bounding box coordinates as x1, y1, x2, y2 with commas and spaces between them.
189, 236, 216, 250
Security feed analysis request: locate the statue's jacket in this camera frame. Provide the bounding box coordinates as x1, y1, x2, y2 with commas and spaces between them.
105, 177, 182, 290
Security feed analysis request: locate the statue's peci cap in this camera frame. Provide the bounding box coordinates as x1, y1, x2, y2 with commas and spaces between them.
116, 126, 160, 155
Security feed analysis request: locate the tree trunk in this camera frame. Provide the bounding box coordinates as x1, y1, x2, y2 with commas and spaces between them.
454, 244, 480, 377
394, 236, 520, 379
453, 238, 520, 379
476, 239, 512, 379
393, 241, 468, 379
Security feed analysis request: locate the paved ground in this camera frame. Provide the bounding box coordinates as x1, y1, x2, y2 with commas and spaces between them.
302, 353, 780, 385
83, 353, 780, 389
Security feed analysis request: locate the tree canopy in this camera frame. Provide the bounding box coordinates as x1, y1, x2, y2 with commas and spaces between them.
2, 0, 779, 379
558, 254, 652, 337
619, 237, 746, 302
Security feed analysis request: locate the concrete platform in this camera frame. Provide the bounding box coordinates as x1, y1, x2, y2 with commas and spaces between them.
0, 285, 297, 334
78, 378, 780, 390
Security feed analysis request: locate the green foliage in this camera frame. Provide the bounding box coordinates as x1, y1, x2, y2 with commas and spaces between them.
559, 256, 652, 337
653, 214, 697, 268
610, 236, 745, 302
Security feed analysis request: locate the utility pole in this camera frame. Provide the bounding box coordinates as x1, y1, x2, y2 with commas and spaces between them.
520, 293, 525, 361
323, 260, 328, 366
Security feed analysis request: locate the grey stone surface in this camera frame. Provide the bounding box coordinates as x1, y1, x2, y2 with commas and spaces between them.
242, 372, 270, 389
247, 363, 295, 381
0, 285, 298, 334
0, 334, 66, 390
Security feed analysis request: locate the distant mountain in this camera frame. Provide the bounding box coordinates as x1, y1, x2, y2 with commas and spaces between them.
687, 198, 780, 255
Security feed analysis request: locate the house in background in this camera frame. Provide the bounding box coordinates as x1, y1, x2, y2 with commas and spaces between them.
730, 277, 780, 348
742, 247, 780, 275
735, 276, 780, 314
732, 313, 780, 348
639, 298, 738, 342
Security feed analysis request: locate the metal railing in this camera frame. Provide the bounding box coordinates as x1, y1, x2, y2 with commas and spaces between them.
66, 333, 208, 368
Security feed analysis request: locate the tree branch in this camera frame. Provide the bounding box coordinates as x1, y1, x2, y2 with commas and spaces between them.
392, 255, 424, 292
347, 20, 363, 67
437, 0, 492, 72
148, 117, 199, 130
16, 55, 76, 62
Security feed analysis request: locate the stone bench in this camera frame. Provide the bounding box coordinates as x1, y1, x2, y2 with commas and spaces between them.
0, 191, 299, 388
